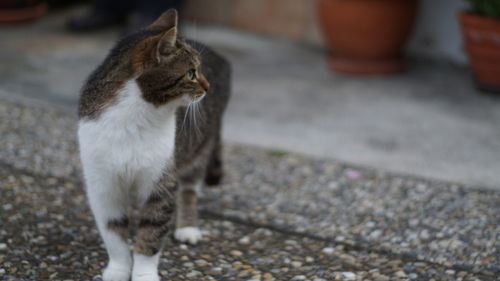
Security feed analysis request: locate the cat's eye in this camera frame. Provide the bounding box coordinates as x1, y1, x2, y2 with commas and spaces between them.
187, 69, 197, 80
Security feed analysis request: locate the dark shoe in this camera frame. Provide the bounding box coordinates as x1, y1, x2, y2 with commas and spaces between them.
66, 10, 126, 32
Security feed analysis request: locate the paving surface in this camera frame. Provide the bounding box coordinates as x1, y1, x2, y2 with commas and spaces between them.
0, 99, 498, 280
1, 162, 488, 281
1, 7, 500, 188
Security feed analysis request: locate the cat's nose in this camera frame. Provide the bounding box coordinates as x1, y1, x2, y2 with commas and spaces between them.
198, 75, 210, 92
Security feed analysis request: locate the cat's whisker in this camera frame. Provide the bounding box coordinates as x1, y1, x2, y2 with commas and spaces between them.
180, 102, 191, 134
192, 102, 200, 139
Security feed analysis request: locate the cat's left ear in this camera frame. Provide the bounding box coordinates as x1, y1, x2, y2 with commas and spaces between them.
149, 8, 178, 30
151, 9, 178, 63
156, 27, 177, 60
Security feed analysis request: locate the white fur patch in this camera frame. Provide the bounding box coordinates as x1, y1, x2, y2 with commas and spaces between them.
103, 264, 131, 281
174, 227, 203, 244
132, 253, 161, 281
79, 80, 178, 202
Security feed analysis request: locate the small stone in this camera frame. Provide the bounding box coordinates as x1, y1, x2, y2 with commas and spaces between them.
230, 250, 243, 257
0, 243, 7, 250
0, 268, 5, 275
186, 270, 201, 278
313, 279, 326, 281
238, 270, 251, 278
342, 272, 356, 280
291, 275, 306, 280
195, 259, 208, 266
394, 270, 406, 277
374, 275, 389, 281
408, 273, 418, 279
445, 269, 455, 275
183, 262, 194, 268
322, 247, 335, 255
208, 267, 222, 275
305, 256, 314, 263
291, 261, 302, 268
262, 273, 273, 280
238, 236, 251, 244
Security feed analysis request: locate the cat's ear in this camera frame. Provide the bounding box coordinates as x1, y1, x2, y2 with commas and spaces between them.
155, 26, 177, 62
149, 8, 178, 30
150, 9, 179, 63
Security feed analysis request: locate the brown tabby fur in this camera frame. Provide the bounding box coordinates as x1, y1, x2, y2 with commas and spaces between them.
79, 9, 230, 257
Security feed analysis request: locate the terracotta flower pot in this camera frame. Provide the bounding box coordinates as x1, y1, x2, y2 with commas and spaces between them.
459, 12, 500, 93
317, 0, 417, 75
0, 0, 47, 23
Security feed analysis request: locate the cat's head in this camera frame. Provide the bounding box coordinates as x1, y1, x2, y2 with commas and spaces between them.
127, 9, 210, 106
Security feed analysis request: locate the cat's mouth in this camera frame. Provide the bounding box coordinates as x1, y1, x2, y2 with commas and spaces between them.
191, 91, 206, 101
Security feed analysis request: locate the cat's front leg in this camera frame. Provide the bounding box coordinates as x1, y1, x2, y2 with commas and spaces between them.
86, 179, 132, 281
132, 175, 176, 281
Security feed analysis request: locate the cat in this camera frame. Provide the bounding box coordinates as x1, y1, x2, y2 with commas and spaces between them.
77, 9, 230, 281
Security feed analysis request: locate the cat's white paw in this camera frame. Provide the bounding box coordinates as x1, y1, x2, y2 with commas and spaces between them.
102, 265, 131, 281
174, 227, 202, 244
132, 272, 160, 281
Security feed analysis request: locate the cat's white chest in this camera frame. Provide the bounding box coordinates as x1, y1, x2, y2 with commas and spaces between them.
78, 81, 177, 193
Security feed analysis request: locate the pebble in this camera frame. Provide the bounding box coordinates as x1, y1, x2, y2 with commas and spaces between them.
342, 272, 356, 280
262, 273, 273, 280
394, 270, 406, 277
291, 275, 306, 280
230, 250, 243, 257
445, 269, 455, 275
194, 259, 208, 266
186, 270, 202, 278
408, 273, 418, 279
322, 247, 335, 255
238, 236, 251, 244
208, 267, 222, 276
374, 275, 389, 281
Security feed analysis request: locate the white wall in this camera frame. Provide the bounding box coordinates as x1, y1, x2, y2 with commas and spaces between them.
408, 0, 468, 64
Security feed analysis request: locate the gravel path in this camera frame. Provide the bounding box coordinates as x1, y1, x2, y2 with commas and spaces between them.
0, 163, 489, 281
0, 99, 498, 280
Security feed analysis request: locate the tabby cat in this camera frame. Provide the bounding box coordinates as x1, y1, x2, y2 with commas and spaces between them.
77, 9, 230, 281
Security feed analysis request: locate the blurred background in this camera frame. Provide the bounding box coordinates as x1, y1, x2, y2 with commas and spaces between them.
1, 0, 499, 187
1, 1, 500, 280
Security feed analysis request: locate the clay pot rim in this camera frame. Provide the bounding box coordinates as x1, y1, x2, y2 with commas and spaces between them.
459, 11, 500, 28
0, 1, 47, 23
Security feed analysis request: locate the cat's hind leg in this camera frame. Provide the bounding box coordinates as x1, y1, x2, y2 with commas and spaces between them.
174, 180, 203, 244
86, 176, 131, 281
204, 134, 223, 186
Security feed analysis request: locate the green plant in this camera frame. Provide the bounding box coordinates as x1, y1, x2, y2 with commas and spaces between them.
467, 0, 500, 19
